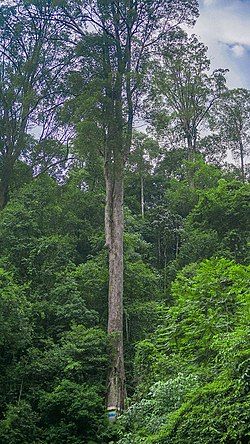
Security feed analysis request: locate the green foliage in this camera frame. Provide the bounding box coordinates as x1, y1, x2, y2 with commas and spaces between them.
26, 268, 100, 342
60, 325, 108, 383
117, 374, 199, 444
124, 132, 160, 214
179, 179, 250, 264
0, 268, 31, 352
39, 379, 105, 444
135, 258, 249, 382
36, 326, 108, 443
0, 4, 249, 443
0, 268, 32, 410
209, 88, 250, 180
148, 30, 227, 151
0, 0, 71, 208
168, 258, 249, 362
0, 401, 40, 444
0, 325, 108, 443
152, 365, 250, 444
0, 174, 105, 279
164, 158, 223, 215
119, 257, 250, 443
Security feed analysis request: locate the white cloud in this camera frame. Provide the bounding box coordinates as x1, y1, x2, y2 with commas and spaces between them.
195, 7, 250, 47
231, 44, 246, 57
192, 0, 250, 88
203, 0, 217, 5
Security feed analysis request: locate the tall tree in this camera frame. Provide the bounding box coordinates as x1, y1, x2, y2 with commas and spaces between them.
0, 1, 71, 209
126, 132, 159, 217
208, 88, 250, 182
147, 30, 227, 157
59, 0, 199, 418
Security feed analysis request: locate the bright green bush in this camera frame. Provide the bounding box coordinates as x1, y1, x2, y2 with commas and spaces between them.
119, 258, 250, 443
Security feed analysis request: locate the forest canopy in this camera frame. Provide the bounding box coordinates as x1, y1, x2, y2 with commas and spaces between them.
0, 1, 249, 443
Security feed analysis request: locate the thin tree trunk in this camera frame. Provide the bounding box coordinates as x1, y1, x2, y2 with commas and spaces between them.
141, 175, 144, 218
239, 138, 245, 183
0, 156, 15, 210
187, 134, 194, 161
0, 180, 8, 211
163, 248, 167, 296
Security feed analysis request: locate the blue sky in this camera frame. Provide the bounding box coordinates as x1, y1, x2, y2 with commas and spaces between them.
193, 0, 250, 89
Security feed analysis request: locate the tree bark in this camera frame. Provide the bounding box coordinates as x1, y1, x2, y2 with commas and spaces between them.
105, 156, 126, 420
0, 180, 9, 211
239, 138, 245, 183
0, 156, 15, 210
141, 175, 144, 218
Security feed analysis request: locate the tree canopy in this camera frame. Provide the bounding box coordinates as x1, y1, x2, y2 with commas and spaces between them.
0, 1, 249, 443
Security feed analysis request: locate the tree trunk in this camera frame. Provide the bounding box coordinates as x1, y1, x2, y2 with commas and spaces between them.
239, 138, 245, 183
0, 156, 15, 210
187, 134, 194, 161
0, 180, 8, 211
105, 157, 126, 420
141, 175, 144, 218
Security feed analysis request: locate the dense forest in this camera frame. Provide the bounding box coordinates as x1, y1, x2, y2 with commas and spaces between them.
0, 0, 249, 443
